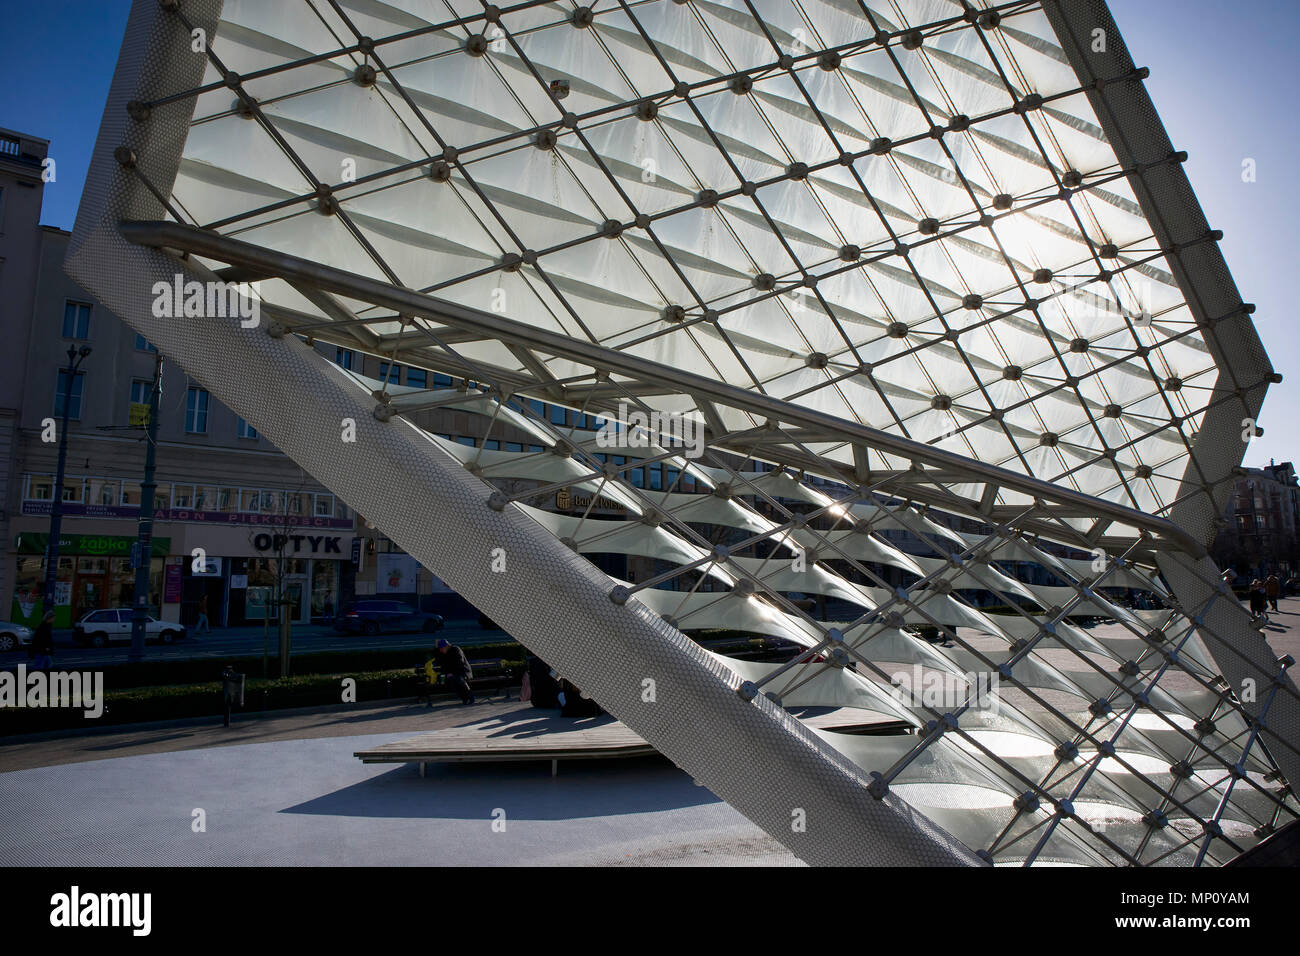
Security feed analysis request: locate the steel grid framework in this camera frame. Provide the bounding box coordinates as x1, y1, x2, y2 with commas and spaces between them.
66, 0, 1298, 865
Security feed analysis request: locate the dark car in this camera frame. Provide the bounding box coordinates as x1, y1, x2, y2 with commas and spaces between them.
336, 600, 444, 636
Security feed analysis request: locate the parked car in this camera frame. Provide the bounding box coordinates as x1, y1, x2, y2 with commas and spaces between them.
0, 621, 33, 652
335, 600, 444, 636
74, 609, 187, 647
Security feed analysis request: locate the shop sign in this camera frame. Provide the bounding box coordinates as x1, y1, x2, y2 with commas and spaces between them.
15, 532, 170, 558
164, 563, 183, 604
252, 534, 343, 554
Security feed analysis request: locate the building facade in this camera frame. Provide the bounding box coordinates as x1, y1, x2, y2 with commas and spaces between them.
1, 126, 648, 628
1, 127, 366, 628
1211, 460, 1300, 581
0, 128, 48, 625
4, 222, 362, 628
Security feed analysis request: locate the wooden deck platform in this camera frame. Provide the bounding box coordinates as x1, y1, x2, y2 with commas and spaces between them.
354, 704, 910, 776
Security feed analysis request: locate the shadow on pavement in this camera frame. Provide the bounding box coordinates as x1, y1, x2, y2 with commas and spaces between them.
281, 756, 719, 821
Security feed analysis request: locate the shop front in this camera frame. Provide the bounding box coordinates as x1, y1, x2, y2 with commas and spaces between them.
10, 532, 169, 628
170, 525, 352, 627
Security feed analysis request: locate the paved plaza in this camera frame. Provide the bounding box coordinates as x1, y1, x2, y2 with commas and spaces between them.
0, 696, 798, 867
2, 600, 1295, 867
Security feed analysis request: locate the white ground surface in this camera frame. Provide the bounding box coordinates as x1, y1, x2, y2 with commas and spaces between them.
0, 731, 800, 866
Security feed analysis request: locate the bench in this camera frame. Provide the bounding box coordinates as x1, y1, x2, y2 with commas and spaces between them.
414, 658, 523, 704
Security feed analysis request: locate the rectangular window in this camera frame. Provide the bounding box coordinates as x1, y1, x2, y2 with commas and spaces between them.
550, 404, 567, 425
172, 484, 194, 508
314, 494, 334, 517
121, 482, 141, 508
62, 301, 92, 339
129, 379, 151, 405
26, 475, 55, 501
237, 417, 258, 439
484, 439, 500, 451
87, 478, 119, 506
335, 348, 355, 370
379, 362, 401, 384
55, 370, 84, 420
529, 399, 545, 417
185, 387, 209, 433
434, 373, 454, 388
406, 368, 426, 389
506, 442, 523, 453
135, 334, 157, 352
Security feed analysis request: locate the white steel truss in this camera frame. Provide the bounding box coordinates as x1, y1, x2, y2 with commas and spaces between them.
66, 0, 1298, 865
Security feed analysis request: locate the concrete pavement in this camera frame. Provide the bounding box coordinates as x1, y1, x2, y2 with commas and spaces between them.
2, 600, 1296, 866
0, 697, 798, 866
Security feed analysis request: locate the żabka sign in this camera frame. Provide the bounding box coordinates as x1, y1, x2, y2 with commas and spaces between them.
22, 500, 353, 529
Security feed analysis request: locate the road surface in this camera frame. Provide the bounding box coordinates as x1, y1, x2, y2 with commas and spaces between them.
0, 617, 511, 670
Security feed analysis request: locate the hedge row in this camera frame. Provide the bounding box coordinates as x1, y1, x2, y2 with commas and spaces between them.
26, 640, 528, 691
0, 660, 525, 736
0, 633, 799, 736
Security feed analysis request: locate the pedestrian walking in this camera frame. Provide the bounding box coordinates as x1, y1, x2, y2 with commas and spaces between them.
196, 594, 211, 635
31, 610, 55, 671
1249, 579, 1269, 625
1266, 574, 1280, 612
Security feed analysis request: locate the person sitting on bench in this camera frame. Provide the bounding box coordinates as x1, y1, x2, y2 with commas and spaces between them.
434, 639, 475, 705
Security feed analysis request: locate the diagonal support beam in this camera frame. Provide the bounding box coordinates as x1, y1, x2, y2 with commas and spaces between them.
119, 219, 1206, 558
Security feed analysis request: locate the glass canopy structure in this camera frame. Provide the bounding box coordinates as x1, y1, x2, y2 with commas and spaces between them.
69, 0, 1299, 865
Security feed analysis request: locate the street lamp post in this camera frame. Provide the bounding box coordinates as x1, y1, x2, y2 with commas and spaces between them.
129, 351, 163, 663
42, 345, 92, 620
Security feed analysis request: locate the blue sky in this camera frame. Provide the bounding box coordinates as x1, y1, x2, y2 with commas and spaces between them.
2, 0, 1296, 467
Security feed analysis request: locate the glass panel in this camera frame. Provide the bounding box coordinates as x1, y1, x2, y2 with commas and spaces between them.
27, 474, 54, 501
193, 485, 217, 510
87, 478, 119, 507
